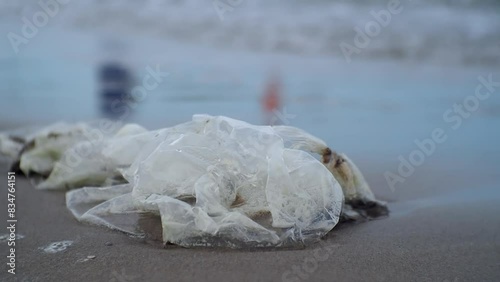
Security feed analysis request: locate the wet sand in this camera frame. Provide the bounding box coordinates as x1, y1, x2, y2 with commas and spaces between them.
1, 156, 499, 282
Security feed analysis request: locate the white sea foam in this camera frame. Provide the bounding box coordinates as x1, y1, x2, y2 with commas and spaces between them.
40, 240, 73, 253
1, 0, 499, 65
0, 233, 24, 242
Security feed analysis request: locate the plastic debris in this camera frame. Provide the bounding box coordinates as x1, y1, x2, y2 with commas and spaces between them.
1, 115, 387, 248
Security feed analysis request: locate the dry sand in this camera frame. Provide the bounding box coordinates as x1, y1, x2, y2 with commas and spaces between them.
0, 157, 499, 282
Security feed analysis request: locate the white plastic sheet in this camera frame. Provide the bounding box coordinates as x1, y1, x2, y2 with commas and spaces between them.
1, 115, 387, 247
65, 115, 343, 247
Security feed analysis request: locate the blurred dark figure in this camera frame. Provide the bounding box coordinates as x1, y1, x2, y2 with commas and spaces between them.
262, 73, 282, 125
98, 62, 134, 119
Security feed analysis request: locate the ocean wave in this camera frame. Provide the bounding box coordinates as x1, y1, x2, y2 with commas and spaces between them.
2, 0, 499, 65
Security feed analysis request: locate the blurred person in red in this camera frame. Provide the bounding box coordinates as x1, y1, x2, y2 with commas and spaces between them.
262, 73, 282, 125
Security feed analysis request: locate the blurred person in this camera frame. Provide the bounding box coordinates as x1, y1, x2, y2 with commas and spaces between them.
96, 37, 135, 119
98, 61, 134, 118
261, 72, 282, 125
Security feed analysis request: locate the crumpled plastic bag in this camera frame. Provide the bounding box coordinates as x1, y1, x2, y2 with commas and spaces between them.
64, 115, 344, 247
1, 115, 387, 247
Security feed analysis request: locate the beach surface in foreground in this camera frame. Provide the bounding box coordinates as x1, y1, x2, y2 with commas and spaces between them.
1, 156, 498, 282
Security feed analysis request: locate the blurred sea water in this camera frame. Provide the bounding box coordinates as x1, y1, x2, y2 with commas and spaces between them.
2, 0, 499, 65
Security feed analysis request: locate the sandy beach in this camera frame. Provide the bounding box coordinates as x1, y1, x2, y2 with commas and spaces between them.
1, 1, 499, 280
1, 155, 499, 282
